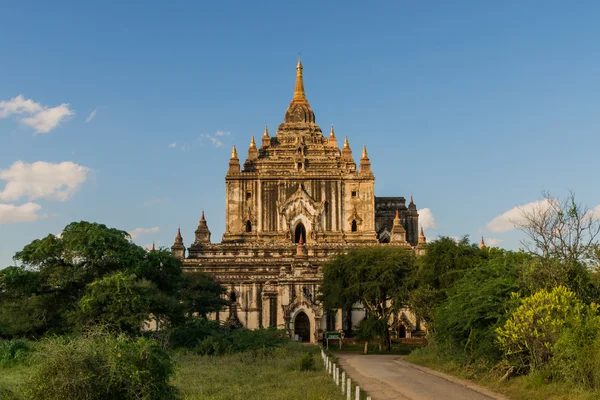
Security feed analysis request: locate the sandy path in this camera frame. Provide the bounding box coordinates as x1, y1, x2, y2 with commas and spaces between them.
336, 354, 508, 400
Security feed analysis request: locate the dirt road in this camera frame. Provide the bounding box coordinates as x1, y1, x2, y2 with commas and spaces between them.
336, 354, 508, 400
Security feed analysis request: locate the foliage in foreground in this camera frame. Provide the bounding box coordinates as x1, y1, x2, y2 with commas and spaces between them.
26, 330, 179, 400
496, 286, 593, 372
0, 339, 31, 367
404, 190, 600, 397
408, 342, 600, 400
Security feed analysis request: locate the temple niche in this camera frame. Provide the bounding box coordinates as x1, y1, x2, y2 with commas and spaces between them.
173, 59, 426, 343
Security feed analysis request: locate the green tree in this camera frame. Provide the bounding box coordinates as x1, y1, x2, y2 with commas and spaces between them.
3, 221, 227, 337
409, 236, 488, 329
434, 249, 526, 362
320, 247, 416, 351
179, 272, 228, 318
71, 272, 172, 334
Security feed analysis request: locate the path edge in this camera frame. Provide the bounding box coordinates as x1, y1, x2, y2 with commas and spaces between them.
394, 358, 510, 400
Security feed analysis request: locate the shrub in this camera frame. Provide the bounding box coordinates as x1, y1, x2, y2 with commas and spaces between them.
0, 339, 31, 367
166, 318, 224, 348
552, 305, 600, 389
194, 327, 287, 355
299, 352, 316, 371
496, 286, 586, 373
26, 330, 179, 400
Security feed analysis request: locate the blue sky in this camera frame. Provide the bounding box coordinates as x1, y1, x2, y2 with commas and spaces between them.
1, 1, 600, 266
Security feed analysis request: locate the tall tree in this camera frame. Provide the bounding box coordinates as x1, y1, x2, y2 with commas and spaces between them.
320, 247, 416, 351
409, 236, 488, 329
3, 221, 227, 337
515, 191, 600, 300
516, 190, 600, 266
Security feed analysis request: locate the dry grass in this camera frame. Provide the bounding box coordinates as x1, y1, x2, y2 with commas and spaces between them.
407, 347, 599, 400
173, 344, 344, 400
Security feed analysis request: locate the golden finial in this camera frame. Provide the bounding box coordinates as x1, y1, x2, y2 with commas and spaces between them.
410, 194, 414, 204
330, 125, 335, 138
395, 209, 399, 219
151, 242, 156, 252
480, 236, 486, 249
250, 135, 256, 149
419, 227, 426, 244
361, 145, 368, 159
231, 145, 238, 159
176, 226, 182, 239
292, 55, 308, 104
201, 210, 205, 221
343, 136, 349, 149
263, 126, 269, 137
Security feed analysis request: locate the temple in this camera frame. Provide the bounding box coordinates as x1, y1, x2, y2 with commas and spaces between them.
173, 59, 426, 342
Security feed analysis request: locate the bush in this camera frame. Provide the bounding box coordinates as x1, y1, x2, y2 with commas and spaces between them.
0, 339, 31, 367
496, 286, 587, 373
299, 352, 316, 371
195, 327, 288, 355
166, 318, 224, 348
26, 330, 179, 400
552, 306, 600, 389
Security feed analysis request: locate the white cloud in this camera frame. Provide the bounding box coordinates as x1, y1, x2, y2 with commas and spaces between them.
589, 205, 600, 219
168, 142, 177, 148
486, 237, 504, 247
129, 226, 160, 240
85, 108, 97, 123
487, 199, 553, 233
418, 208, 437, 230
0, 202, 43, 224
0, 95, 42, 117
21, 104, 74, 133
0, 161, 90, 202
200, 134, 223, 147
215, 130, 230, 137
0, 95, 74, 134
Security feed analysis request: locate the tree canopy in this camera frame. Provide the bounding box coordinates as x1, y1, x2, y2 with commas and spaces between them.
0, 221, 226, 338
320, 246, 416, 351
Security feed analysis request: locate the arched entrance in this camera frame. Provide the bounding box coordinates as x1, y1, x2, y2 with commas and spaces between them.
399, 324, 406, 338
294, 311, 310, 342
294, 223, 306, 243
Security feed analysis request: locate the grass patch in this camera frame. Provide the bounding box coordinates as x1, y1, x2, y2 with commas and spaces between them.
0, 340, 343, 400
0, 365, 29, 399
173, 343, 344, 400
407, 345, 600, 400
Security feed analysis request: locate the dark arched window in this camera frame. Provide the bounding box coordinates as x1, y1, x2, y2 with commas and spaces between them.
351, 220, 357, 232
294, 223, 306, 243
246, 220, 252, 232
230, 292, 237, 303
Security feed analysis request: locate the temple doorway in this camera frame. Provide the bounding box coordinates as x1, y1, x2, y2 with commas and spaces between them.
294, 223, 306, 243
294, 311, 310, 342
